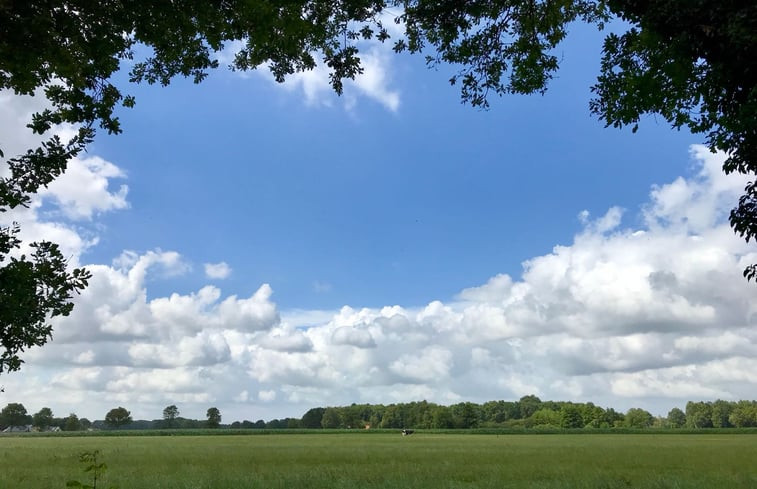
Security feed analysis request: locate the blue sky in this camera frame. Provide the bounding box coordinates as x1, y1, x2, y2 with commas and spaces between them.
88, 22, 697, 310
2, 21, 755, 422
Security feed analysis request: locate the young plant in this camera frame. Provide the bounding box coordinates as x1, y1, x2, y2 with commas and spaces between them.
66, 450, 117, 489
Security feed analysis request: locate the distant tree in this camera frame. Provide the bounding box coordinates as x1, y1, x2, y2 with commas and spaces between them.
406, 400, 435, 429
369, 411, 383, 429
685, 401, 713, 429
518, 395, 542, 419
431, 406, 454, 429
301, 407, 326, 429
32, 407, 54, 430
174, 417, 201, 430
206, 407, 221, 428
80, 418, 92, 431
667, 408, 686, 428
582, 404, 610, 428
560, 405, 584, 429
528, 408, 561, 428
340, 404, 361, 429
321, 407, 342, 429
379, 406, 403, 429
624, 408, 653, 429
286, 418, 301, 429
163, 405, 179, 428
502, 401, 522, 421
266, 418, 286, 429
64, 413, 81, 431
651, 416, 666, 429
0, 402, 30, 428
481, 401, 508, 424
450, 402, 480, 429
104, 407, 132, 429
602, 408, 626, 428
711, 400, 733, 428
729, 401, 757, 428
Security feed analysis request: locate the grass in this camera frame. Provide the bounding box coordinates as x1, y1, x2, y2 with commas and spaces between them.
1, 433, 756, 488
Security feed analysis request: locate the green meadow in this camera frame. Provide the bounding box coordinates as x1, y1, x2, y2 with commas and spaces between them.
2, 433, 756, 488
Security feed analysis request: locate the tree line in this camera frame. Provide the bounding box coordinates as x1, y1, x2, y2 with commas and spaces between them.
300, 398, 757, 430
0, 403, 223, 431
3, 397, 757, 432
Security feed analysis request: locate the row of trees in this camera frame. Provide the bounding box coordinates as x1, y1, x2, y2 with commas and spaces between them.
301, 398, 632, 430
298, 398, 757, 430
683, 400, 757, 429
0, 404, 223, 431
5, 398, 757, 432
0, 403, 91, 431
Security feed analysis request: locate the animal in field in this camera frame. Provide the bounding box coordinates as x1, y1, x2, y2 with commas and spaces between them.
401, 429, 414, 436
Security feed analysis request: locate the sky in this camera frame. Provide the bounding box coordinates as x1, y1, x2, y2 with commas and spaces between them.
1, 21, 756, 423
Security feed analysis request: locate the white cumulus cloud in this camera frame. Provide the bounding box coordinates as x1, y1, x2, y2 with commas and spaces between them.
204, 261, 232, 279
0, 90, 129, 264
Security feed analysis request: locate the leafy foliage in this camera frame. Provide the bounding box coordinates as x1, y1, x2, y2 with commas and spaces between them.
104, 407, 132, 428
560, 405, 585, 428
301, 407, 326, 428
4, 398, 757, 433
397, 0, 609, 107
589, 1, 757, 279
293, 397, 757, 431
0, 1, 393, 149
206, 407, 222, 428
624, 407, 653, 428
0, 402, 30, 428
0, 226, 90, 373
66, 450, 116, 489
32, 406, 54, 430
162, 405, 179, 428
667, 407, 686, 428
64, 413, 82, 432
320, 407, 342, 429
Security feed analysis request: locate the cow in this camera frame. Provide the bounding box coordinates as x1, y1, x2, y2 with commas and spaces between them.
401, 429, 414, 436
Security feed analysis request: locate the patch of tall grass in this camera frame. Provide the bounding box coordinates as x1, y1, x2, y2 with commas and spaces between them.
1, 433, 756, 488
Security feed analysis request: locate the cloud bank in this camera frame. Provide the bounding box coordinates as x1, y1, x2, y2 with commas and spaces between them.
3, 107, 756, 422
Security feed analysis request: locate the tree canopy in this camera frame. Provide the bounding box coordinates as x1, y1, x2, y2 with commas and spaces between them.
592, 1, 757, 279
3, 397, 757, 431
206, 407, 222, 428
2, 1, 756, 374
32, 406, 54, 430
64, 412, 81, 431
104, 406, 132, 428
0, 402, 30, 428
163, 404, 179, 428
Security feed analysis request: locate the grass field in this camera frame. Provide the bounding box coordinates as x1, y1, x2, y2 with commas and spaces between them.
1, 432, 756, 488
